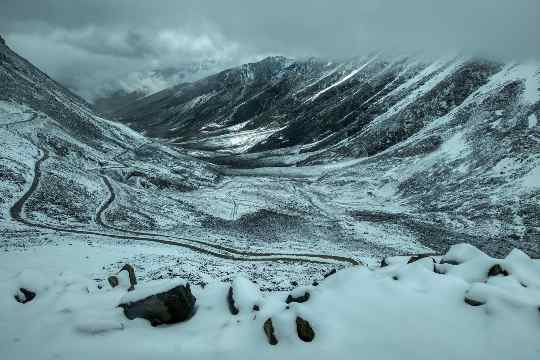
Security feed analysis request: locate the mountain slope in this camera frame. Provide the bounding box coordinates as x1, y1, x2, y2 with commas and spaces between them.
1, 35, 375, 288
113, 54, 540, 257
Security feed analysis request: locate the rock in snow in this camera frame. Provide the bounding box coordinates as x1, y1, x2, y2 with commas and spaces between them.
295, 317, 315, 342
14, 288, 35, 304
119, 280, 196, 326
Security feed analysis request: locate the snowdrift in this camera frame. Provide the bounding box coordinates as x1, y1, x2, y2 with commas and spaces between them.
1, 243, 539, 360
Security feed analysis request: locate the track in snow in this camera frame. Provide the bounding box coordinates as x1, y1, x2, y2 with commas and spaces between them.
9, 145, 360, 266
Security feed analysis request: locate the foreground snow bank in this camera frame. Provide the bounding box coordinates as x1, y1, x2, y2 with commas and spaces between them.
1, 243, 539, 360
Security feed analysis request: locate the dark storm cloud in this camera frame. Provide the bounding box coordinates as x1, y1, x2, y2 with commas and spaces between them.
1, 0, 539, 99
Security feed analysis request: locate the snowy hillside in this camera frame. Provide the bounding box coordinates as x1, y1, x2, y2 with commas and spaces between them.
1, 243, 539, 359
1, 30, 540, 359
114, 54, 540, 257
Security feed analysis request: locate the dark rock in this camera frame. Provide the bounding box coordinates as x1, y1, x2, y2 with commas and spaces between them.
290, 281, 298, 287
380, 257, 389, 267
120, 264, 137, 291
119, 283, 196, 326
323, 269, 337, 279
464, 297, 485, 306
487, 264, 509, 277
263, 318, 278, 345
253, 304, 260, 311
107, 275, 119, 288
0, 35, 4, 45
286, 291, 310, 304
392, 275, 399, 281
312, 281, 319, 287
227, 286, 239, 315
14, 288, 36, 304
296, 317, 315, 342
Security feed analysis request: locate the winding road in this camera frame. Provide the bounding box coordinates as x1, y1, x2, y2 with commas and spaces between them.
10, 146, 360, 266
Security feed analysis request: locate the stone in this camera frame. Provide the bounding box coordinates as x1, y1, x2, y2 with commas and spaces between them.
380, 257, 389, 267
227, 286, 239, 315
296, 317, 315, 342
14, 288, 36, 304
119, 264, 137, 291
107, 275, 119, 288
286, 291, 310, 304
119, 284, 196, 326
263, 318, 278, 345
487, 264, 509, 277
464, 297, 485, 306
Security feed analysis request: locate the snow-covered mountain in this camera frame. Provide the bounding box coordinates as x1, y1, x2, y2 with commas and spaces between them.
2, 32, 540, 360
92, 62, 230, 116
113, 54, 540, 257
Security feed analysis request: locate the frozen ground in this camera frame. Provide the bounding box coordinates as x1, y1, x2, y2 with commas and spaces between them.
1, 243, 539, 360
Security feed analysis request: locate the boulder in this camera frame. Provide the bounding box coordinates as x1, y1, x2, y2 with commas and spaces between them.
296, 317, 315, 342
14, 288, 36, 304
263, 318, 278, 345
119, 283, 196, 326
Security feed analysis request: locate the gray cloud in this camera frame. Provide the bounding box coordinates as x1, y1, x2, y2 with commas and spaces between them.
1, 0, 539, 99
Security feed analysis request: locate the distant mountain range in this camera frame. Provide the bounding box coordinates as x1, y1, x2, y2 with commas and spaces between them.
93, 61, 229, 116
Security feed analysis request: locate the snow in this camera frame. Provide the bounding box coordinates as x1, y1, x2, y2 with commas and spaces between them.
528, 113, 538, 129
230, 275, 263, 312
1, 243, 539, 359
120, 278, 188, 303
521, 164, 540, 189
306, 55, 379, 102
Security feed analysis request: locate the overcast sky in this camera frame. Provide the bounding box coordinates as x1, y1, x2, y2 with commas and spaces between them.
1, 0, 539, 100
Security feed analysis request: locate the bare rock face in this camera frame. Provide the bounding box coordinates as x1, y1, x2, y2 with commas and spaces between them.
263, 318, 278, 345
119, 284, 196, 326
14, 288, 36, 304
296, 317, 315, 342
